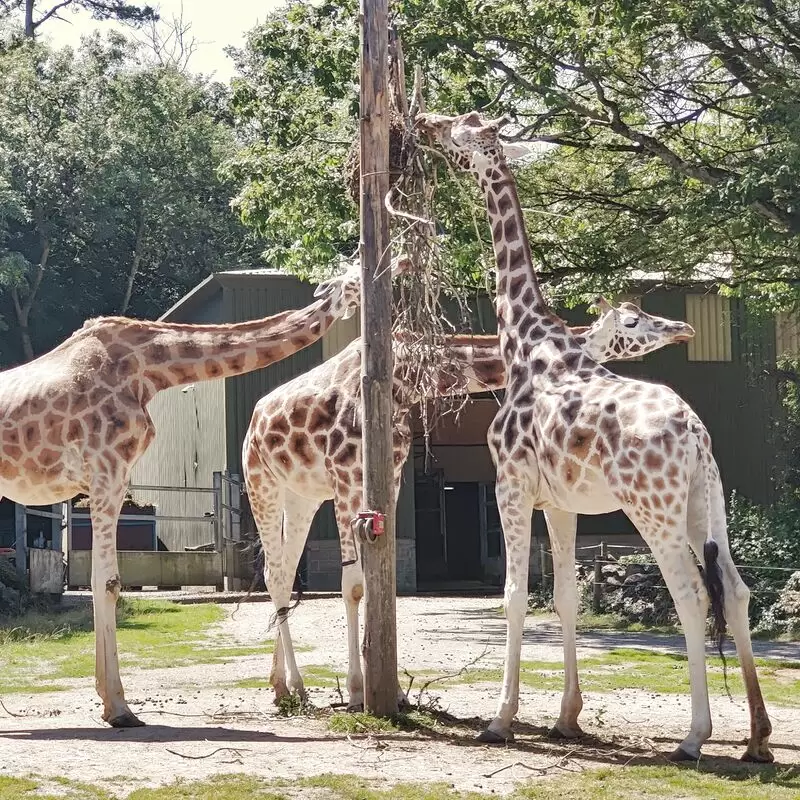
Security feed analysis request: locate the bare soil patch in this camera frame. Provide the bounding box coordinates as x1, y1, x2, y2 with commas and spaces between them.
0, 595, 797, 796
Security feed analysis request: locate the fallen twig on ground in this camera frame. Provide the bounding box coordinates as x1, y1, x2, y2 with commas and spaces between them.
165, 746, 252, 760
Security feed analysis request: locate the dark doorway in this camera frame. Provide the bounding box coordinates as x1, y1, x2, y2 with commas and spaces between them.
444, 483, 481, 580
415, 471, 447, 584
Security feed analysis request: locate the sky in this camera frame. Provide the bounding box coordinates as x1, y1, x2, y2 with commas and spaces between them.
41, 0, 285, 81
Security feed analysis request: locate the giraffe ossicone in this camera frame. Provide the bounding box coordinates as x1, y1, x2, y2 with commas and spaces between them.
0, 254, 408, 728
243, 297, 693, 712
417, 109, 772, 763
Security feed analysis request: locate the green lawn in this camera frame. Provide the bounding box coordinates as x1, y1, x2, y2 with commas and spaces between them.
2, 765, 798, 800
419, 647, 800, 707
0, 599, 271, 694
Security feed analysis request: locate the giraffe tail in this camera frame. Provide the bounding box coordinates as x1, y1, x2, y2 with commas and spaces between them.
695, 431, 729, 687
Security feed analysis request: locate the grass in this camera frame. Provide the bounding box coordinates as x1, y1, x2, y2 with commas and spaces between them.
327, 708, 449, 734
417, 646, 800, 707
2, 765, 799, 800
575, 611, 679, 635
0, 599, 272, 694
231, 662, 333, 691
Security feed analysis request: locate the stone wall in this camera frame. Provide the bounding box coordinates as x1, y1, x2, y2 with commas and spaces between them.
305, 538, 417, 594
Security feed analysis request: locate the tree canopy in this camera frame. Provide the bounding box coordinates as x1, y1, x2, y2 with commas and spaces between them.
226, 0, 800, 309
0, 34, 257, 365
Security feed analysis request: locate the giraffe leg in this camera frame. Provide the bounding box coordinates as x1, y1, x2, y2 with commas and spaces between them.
478, 477, 534, 744
332, 490, 365, 710
89, 480, 142, 727
687, 477, 773, 762
544, 509, 583, 739
707, 540, 773, 762
246, 470, 290, 704
273, 491, 321, 701
629, 519, 712, 760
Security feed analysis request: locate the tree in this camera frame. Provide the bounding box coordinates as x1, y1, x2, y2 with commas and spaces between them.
226, 0, 800, 310
0, 34, 257, 366
0, 0, 156, 40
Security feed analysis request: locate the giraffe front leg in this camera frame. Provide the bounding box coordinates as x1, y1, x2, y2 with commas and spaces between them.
478, 478, 534, 744
89, 483, 142, 727
544, 509, 583, 739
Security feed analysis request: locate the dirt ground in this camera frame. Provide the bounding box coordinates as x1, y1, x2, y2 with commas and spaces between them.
0, 595, 798, 795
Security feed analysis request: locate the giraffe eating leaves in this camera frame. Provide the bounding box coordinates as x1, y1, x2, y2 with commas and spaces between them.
243, 298, 694, 711
416, 110, 772, 763
0, 256, 400, 728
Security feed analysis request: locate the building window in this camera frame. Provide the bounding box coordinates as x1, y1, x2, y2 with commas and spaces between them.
685, 294, 732, 362
776, 311, 800, 358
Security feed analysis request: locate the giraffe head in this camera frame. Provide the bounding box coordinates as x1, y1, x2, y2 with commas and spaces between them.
314, 253, 412, 319
578, 296, 695, 361
415, 111, 511, 175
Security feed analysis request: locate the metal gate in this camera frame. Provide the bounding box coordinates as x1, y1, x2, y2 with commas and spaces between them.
66, 471, 243, 591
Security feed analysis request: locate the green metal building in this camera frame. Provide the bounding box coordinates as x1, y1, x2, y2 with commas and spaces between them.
131, 268, 792, 592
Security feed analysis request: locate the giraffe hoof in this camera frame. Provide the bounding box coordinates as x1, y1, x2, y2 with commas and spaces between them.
667, 746, 699, 762
107, 711, 145, 728
741, 748, 774, 763
548, 724, 583, 740
477, 728, 513, 744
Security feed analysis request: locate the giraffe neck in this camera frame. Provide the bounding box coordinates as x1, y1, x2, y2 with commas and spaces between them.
479, 160, 549, 337
90, 292, 350, 403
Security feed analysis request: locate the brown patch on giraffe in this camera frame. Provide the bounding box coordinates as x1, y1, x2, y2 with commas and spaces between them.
351, 584, 364, 602
23, 423, 41, 448
290, 433, 314, 467
508, 274, 525, 300
272, 416, 290, 436
0, 461, 19, 480
225, 354, 246, 373
644, 450, 664, 470
497, 191, 513, 215
38, 448, 60, 468
289, 403, 309, 428
256, 346, 282, 364
52, 394, 69, 413
265, 433, 285, 451
178, 340, 202, 359
145, 343, 169, 364
335, 443, 358, 466
329, 428, 344, 453
204, 359, 224, 378
144, 371, 171, 392
314, 434, 327, 450
663, 493, 675, 507
116, 437, 139, 462
169, 364, 198, 384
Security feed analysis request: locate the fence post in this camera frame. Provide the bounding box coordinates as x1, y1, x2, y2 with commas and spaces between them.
593, 542, 608, 613
539, 543, 548, 594
593, 547, 602, 614
14, 503, 27, 581
212, 471, 224, 592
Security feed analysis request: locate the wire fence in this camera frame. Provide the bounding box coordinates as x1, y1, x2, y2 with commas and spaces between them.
533, 541, 800, 611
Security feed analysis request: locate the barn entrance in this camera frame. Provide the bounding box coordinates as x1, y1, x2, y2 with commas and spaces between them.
414, 470, 494, 589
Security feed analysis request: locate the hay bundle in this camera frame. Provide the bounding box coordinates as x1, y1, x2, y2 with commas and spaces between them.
344, 108, 411, 206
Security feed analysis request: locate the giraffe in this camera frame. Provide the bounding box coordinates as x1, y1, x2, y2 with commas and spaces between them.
0, 256, 400, 728
243, 299, 694, 711
416, 110, 773, 762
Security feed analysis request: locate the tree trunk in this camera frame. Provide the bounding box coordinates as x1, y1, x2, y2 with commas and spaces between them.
24, 0, 34, 37
120, 213, 146, 315
10, 239, 50, 362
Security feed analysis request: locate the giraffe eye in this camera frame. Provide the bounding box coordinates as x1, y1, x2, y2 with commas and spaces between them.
622, 316, 639, 329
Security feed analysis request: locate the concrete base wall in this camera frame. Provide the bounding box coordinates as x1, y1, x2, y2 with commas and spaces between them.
305, 538, 417, 594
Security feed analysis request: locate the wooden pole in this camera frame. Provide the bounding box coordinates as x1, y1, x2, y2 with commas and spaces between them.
359, 0, 397, 716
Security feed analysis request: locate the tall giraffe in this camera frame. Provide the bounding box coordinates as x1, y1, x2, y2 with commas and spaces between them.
0, 256, 398, 728
243, 299, 694, 710
416, 111, 772, 762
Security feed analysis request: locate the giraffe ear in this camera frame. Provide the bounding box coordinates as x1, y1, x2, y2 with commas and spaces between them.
590, 295, 613, 314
